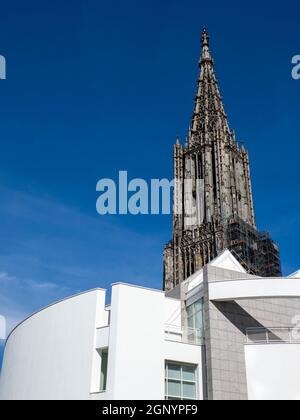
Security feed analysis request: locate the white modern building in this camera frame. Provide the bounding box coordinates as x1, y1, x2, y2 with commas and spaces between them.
1, 250, 300, 400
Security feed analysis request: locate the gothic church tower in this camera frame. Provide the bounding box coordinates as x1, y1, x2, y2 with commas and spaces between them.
164, 30, 281, 291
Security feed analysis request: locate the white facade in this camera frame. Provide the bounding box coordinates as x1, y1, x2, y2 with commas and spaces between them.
0, 283, 203, 401
1, 251, 300, 400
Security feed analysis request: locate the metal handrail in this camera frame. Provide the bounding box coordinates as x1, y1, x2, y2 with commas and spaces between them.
246, 327, 300, 344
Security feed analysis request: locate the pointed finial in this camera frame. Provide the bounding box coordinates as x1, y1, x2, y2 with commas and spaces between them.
202, 28, 210, 47
201, 28, 212, 63
176, 136, 180, 146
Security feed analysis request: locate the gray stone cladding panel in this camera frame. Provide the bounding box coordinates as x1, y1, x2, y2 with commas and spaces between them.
203, 265, 300, 400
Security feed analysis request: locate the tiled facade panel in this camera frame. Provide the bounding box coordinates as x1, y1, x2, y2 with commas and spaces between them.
203, 266, 300, 400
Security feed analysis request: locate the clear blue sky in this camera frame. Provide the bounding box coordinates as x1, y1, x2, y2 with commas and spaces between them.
0, 0, 300, 363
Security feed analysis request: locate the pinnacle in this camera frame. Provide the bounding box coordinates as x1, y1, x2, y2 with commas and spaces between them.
202, 28, 209, 47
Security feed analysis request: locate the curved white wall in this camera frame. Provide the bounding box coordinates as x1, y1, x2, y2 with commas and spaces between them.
0, 283, 204, 400
209, 278, 300, 302
0, 289, 106, 400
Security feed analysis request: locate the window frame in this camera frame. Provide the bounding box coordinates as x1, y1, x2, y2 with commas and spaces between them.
165, 361, 198, 401
186, 298, 204, 330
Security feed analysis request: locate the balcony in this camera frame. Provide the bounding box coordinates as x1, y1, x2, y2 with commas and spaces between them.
246, 327, 300, 345
165, 324, 204, 346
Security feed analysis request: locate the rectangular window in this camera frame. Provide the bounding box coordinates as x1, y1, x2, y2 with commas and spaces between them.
165, 362, 197, 400
100, 348, 108, 392
187, 299, 203, 329
186, 298, 204, 344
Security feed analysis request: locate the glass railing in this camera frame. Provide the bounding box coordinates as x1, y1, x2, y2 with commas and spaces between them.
246, 327, 300, 344
165, 324, 204, 345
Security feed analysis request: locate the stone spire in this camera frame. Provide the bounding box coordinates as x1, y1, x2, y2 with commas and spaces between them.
163, 30, 282, 291
190, 29, 229, 147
